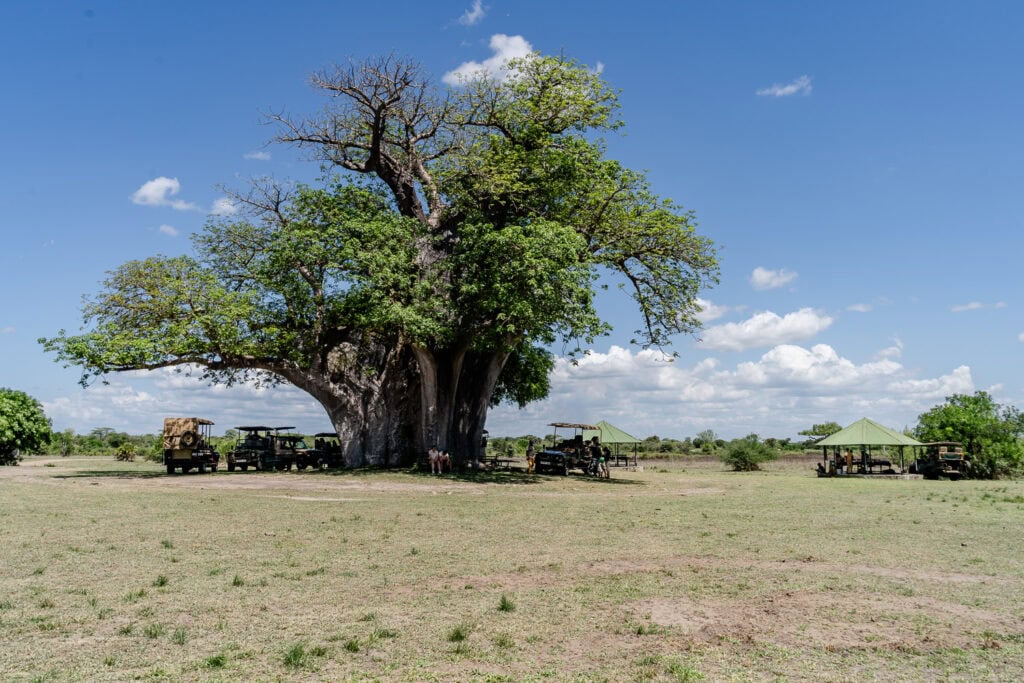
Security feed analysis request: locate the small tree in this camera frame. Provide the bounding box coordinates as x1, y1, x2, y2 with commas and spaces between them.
720, 434, 777, 472
696, 429, 717, 454
0, 388, 52, 465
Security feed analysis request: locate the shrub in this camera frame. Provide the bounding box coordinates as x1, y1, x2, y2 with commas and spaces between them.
0, 388, 52, 465
720, 434, 778, 471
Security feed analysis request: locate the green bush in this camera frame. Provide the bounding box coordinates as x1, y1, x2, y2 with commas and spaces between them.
0, 388, 52, 465
719, 435, 778, 472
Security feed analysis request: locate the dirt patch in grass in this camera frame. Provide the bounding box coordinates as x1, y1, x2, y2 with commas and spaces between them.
635, 588, 1021, 650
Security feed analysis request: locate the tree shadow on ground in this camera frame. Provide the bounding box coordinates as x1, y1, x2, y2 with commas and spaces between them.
53, 470, 185, 480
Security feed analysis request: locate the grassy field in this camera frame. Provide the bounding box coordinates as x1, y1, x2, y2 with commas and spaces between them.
1, 456, 1022, 682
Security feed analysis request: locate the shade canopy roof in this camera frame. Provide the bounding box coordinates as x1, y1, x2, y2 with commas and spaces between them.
582, 420, 641, 445
816, 418, 922, 447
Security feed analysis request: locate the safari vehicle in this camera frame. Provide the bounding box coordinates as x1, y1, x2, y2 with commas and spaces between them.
534, 422, 600, 476
910, 442, 971, 480
162, 417, 220, 474
226, 426, 298, 471
276, 434, 320, 470
312, 432, 344, 469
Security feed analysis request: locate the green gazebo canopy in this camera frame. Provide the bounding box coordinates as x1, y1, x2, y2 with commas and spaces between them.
582, 420, 640, 445
816, 418, 921, 447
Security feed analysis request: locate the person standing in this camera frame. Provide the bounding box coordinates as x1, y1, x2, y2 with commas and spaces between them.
525, 439, 535, 474
428, 445, 439, 474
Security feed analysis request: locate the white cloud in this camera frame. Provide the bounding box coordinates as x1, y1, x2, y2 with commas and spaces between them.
750, 266, 797, 290
243, 150, 271, 161
874, 337, 903, 361
756, 75, 812, 97
847, 303, 872, 313
1, 326, 14, 334
694, 297, 730, 323
210, 198, 238, 216
131, 177, 199, 211
594, 61, 605, 75
443, 34, 533, 86
1018, 332, 1024, 343
485, 344, 974, 441
701, 308, 833, 352
951, 301, 1006, 312
158, 224, 179, 237
458, 0, 485, 26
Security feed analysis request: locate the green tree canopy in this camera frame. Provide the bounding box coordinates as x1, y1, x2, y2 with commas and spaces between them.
41, 53, 718, 466
914, 391, 1024, 479
798, 422, 843, 439
0, 388, 51, 465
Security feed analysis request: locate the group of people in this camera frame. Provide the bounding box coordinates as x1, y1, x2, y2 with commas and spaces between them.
427, 445, 452, 474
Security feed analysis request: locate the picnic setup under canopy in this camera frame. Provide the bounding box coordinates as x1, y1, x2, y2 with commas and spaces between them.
582, 420, 641, 467
815, 417, 922, 476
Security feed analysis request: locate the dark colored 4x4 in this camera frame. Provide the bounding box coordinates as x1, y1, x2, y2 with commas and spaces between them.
226, 426, 298, 471
534, 422, 600, 476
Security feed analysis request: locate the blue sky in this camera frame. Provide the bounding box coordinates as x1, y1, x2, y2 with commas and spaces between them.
2, 1, 1022, 440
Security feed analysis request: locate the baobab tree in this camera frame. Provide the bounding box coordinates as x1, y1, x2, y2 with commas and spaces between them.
42, 53, 718, 466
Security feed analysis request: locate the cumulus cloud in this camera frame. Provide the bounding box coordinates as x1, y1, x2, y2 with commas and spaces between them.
847, 303, 872, 313
750, 266, 798, 290
484, 344, 974, 441
443, 34, 533, 85
951, 301, 1006, 312
695, 297, 730, 323
1018, 332, 1024, 343
458, 0, 485, 26
1, 326, 14, 334
243, 150, 271, 161
756, 75, 812, 97
131, 177, 199, 211
701, 308, 832, 352
158, 224, 179, 237
210, 197, 238, 216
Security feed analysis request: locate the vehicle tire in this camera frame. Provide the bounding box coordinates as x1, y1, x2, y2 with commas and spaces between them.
228, 463, 235, 472
180, 431, 198, 448
211, 464, 218, 473
166, 463, 174, 475
256, 459, 263, 472
198, 462, 207, 474
241, 464, 248, 471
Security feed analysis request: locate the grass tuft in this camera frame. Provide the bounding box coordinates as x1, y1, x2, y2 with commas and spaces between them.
202, 653, 227, 669
447, 623, 472, 642
143, 623, 165, 639
498, 594, 515, 612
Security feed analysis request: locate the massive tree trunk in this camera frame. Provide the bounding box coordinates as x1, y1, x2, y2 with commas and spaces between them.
283, 335, 423, 467
411, 343, 511, 469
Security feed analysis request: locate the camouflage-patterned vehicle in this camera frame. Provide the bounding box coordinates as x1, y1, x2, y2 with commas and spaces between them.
910, 442, 971, 480
162, 417, 220, 474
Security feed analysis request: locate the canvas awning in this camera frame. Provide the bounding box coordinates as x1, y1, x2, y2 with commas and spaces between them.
582, 420, 640, 445
816, 418, 921, 447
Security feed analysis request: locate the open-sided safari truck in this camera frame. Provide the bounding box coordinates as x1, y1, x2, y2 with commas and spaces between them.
226, 426, 300, 471
911, 442, 971, 480
534, 422, 600, 476
162, 417, 220, 474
